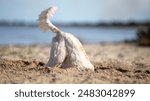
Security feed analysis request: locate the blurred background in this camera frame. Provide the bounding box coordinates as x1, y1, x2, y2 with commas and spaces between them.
0, 0, 150, 45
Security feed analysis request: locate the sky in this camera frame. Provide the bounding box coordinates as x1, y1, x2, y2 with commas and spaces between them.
0, 0, 150, 23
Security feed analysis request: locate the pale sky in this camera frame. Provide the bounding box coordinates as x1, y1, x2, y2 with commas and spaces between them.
0, 0, 150, 23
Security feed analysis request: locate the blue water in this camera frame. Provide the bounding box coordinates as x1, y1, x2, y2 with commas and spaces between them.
0, 26, 137, 44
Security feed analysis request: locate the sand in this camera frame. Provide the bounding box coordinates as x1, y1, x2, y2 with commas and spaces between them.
0, 43, 150, 84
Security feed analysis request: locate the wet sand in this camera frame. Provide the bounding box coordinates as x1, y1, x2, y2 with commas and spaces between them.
0, 43, 150, 84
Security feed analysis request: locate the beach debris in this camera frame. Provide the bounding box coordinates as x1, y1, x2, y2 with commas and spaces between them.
38, 6, 94, 70
137, 26, 150, 46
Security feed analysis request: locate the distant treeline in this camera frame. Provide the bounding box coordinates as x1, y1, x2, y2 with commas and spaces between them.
66, 21, 150, 27
0, 20, 150, 27
0, 21, 37, 27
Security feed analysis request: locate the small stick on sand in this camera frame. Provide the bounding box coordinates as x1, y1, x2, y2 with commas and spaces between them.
38, 6, 94, 70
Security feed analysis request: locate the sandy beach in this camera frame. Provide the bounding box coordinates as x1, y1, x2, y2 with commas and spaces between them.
0, 43, 150, 84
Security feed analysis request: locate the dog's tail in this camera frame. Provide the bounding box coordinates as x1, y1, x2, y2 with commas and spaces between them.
38, 6, 63, 35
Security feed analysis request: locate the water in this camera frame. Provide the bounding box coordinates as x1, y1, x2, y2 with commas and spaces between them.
0, 26, 137, 44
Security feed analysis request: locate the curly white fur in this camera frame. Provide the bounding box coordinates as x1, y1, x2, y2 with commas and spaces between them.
38, 6, 94, 70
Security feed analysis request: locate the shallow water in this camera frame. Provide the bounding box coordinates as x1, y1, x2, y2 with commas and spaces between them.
0, 26, 137, 44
